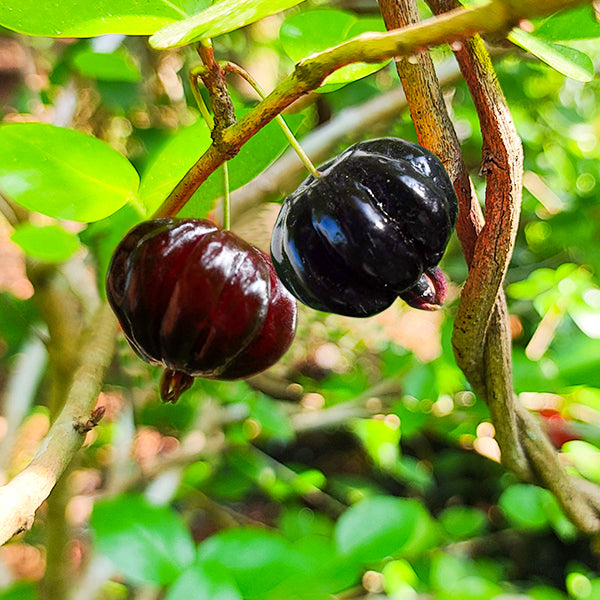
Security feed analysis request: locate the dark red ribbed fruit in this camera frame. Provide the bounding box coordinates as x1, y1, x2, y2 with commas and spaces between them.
106, 218, 297, 402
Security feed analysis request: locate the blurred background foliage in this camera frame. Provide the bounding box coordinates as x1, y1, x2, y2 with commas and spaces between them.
1, 1, 600, 599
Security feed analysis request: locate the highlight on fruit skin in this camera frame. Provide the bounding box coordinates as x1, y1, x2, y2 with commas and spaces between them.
270, 137, 458, 318
106, 218, 297, 403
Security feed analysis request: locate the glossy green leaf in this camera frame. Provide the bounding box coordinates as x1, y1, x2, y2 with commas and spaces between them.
0, 123, 139, 222
0, 0, 210, 37
138, 120, 212, 216
165, 562, 242, 600
534, 5, 600, 41
11, 224, 80, 263
72, 51, 141, 82
196, 528, 303, 597
334, 496, 429, 563
141, 112, 303, 218
91, 494, 195, 585
150, 0, 307, 49
509, 29, 594, 82
280, 10, 388, 91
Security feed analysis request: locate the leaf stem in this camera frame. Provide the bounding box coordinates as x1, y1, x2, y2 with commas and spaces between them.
189, 68, 214, 129
221, 61, 321, 179
222, 160, 231, 229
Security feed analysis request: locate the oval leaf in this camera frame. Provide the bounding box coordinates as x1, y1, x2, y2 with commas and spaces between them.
0, 0, 210, 37
91, 493, 195, 585
11, 224, 80, 263
166, 562, 243, 600
498, 484, 552, 530
534, 5, 600, 41
150, 0, 307, 49
197, 528, 303, 597
280, 10, 388, 91
334, 496, 430, 563
72, 50, 142, 82
0, 123, 140, 222
509, 29, 594, 82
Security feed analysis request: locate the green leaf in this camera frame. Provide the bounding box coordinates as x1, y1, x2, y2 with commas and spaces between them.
91, 494, 195, 585
334, 496, 430, 563
165, 562, 243, 600
438, 506, 488, 540
0, 583, 38, 600
498, 484, 554, 531
11, 224, 80, 263
196, 528, 303, 597
280, 9, 388, 91
0, 0, 210, 37
534, 5, 600, 41
509, 29, 594, 82
150, 0, 307, 49
0, 123, 140, 222
350, 417, 401, 470
72, 50, 142, 82
138, 120, 212, 216
141, 112, 303, 217
562, 440, 600, 483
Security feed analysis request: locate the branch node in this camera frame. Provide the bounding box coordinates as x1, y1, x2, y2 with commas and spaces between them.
73, 405, 106, 434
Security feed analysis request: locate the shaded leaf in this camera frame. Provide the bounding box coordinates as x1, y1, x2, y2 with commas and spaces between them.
72, 50, 142, 82
141, 112, 303, 218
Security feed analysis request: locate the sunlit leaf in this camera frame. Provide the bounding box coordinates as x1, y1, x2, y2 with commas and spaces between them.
509, 29, 594, 82
534, 5, 600, 41
150, 0, 307, 49
0, 123, 140, 222
0, 0, 211, 37
11, 224, 80, 263
562, 440, 600, 483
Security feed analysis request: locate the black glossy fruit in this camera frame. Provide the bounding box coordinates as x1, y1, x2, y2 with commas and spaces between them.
106, 218, 297, 402
270, 137, 458, 318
